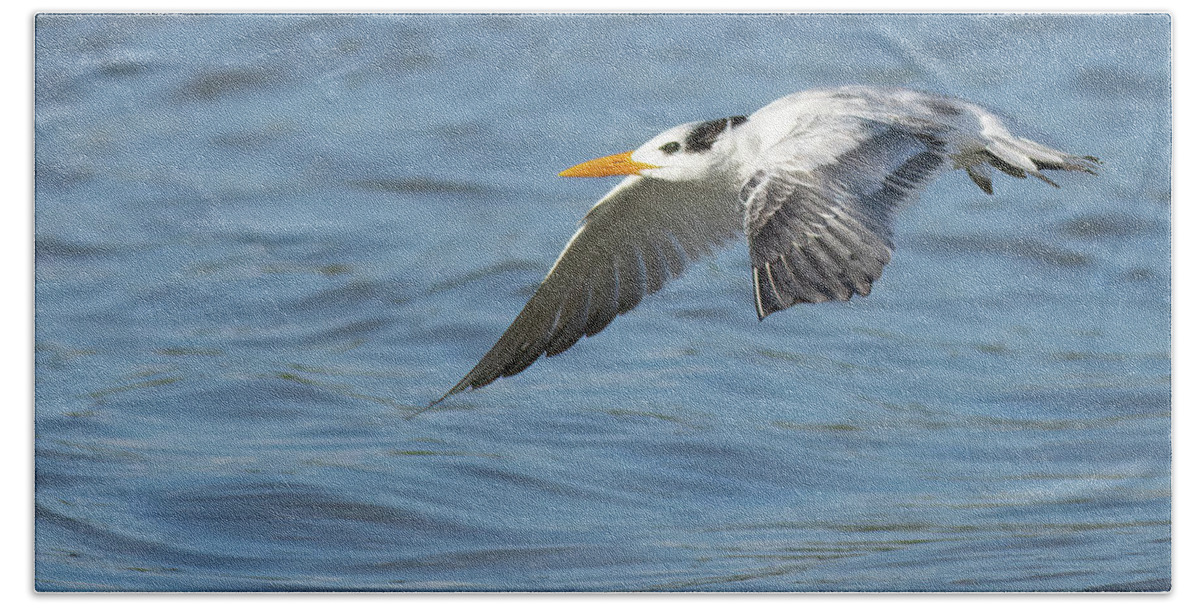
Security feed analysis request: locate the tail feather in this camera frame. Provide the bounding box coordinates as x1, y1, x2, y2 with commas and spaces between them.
960, 131, 1100, 192
965, 164, 995, 194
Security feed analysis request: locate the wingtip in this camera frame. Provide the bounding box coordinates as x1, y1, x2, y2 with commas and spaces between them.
405, 384, 466, 420
432, 383, 466, 406
407, 397, 445, 420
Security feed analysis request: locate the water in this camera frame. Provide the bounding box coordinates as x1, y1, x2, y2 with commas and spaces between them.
34, 13, 1170, 591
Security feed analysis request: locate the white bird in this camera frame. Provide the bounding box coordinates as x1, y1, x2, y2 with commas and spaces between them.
435, 86, 1098, 403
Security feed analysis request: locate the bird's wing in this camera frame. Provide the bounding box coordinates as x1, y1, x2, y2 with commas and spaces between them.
438, 175, 741, 401
741, 118, 948, 319
740, 97, 1100, 320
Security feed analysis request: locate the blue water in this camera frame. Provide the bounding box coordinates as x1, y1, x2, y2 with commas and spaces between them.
34, 13, 1170, 591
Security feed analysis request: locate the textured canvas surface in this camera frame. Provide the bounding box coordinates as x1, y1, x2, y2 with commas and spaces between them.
34, 13, 1170, 591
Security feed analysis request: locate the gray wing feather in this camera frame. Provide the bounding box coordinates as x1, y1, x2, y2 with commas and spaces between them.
438, 176, 741, 401
742, 98, 1100, 320
744, 122, 946, 319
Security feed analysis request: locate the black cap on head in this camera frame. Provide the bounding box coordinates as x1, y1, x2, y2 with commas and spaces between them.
684, 115, 748, 152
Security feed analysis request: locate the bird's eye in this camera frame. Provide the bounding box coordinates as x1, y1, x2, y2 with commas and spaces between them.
659, 141, 681, 154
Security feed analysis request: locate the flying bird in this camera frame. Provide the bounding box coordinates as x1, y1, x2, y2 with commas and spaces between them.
435, 86, 1099, 403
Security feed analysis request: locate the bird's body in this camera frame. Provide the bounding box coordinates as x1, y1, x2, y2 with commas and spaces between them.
435, 86, 1098, 402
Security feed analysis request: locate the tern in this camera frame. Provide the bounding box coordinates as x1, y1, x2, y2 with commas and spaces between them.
435, 86, 1098, 403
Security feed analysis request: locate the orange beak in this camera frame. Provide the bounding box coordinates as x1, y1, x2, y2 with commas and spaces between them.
558, 151, 658, 177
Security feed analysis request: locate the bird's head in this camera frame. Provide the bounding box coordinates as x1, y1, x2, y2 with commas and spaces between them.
559, 116, 746, 183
